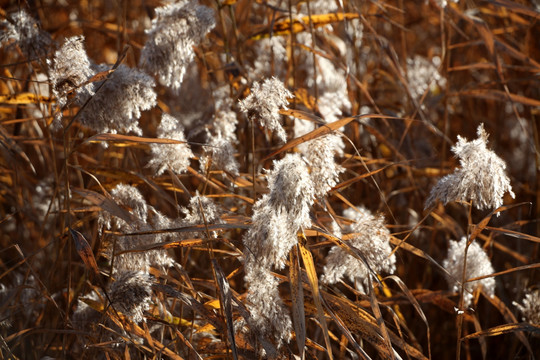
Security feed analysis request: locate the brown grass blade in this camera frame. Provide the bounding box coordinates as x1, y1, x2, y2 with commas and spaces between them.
465, 263, 540, 283
489, 0, 540, 19
366, 277, 394, 360
113, 319, 185, 360
322, 301, 372, 360
115, 238, 205, 254
485, 225, 540, 243
73, 188, 136, 225
211, 259, 238, 360
298, 238, 333, 360
388, 236, 452, 279
461, 322, 540, 340
384, 275, 431, 360
279, 108, 324, 124
289, 244, 306, 359
483, 293, 535, 356
455, 89, 540, 107
152, 283, 224, 332
69, 228, 99, 277
262, 114, 395, 162
332, 166, 390, 191
85, 133, 189, 146
471, 314, 487, 359
0, 123, 36, 174
323, 293, 428, 359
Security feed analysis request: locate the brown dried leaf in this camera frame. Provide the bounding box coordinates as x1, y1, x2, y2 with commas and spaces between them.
456, 89, 540, 107
289, 245, 306, 359
299, 239, 333, 360
212, 259, 238, 360
86, 133, 189, 146
462, 322, 540, 340
70, 228, 99, 277
73, 188, 136, 225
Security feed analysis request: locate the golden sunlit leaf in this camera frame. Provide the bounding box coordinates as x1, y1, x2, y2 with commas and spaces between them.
0, 93, 54, 104
250, 13, 360, 39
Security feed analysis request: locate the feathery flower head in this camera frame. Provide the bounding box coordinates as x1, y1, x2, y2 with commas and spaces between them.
513, 289, 540, 326
99, 184, 175, 274
0, 9, 51, 59
426, 124, 514, 212
239, 77, 293, 143
443, 237, 495, 307
243, 262, 292, 346
322, 206, 396, 293
312, 56, 351, 123
148, 113, 193, 175
213, 86, 238, 142
266, 153, 315, 229
200, 88, 240, 175
110, 271, 153, 323
244, 153, 315, 270
249, 36, 287, 80
302, 134, 345, 198
181, 193, 223, 226
78, 64, 156, 135
200, 136, 239, 176
49, 36, 94, 111
406, 55, 446, 101
140, 0, 215, 91
242, 153, 316, 347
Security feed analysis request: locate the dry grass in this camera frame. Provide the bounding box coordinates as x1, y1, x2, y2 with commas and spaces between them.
0, 0, 539, 359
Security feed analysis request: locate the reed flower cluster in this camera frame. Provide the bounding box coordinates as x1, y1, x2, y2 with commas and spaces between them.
443, 237, 495, 307
0, 9, 50, 59
239, 77, 292, 143
49, 36, 94, 111
513, 289, 540, 326
322, 206, 396, 293
140, 0, 215, 91
426, 124, 515, 212
2, 1, 538, 358
148, 113, 193, 175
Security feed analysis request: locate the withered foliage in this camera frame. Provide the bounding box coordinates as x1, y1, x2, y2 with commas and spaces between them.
0, 1, 539, 359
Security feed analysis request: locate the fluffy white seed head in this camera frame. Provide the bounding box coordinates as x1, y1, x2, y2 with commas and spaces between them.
148, 113, 193, 175
110, 271, 153, 323
267, 153, 315, 229
406, 55, 446, 101
99, 184, 175, 274
302, 134, 345, 199
78, 64, 157, 135
0, 9, 51, 59
244, 262, 292, 346
513, 289, 540, 326
242, 153, 316, 346
322, 206, 396, 293
140, 1, 215, 91
49, 36, 95, 113
426, 124, 514, 212
239, 77, 293, 143
443, 237, 495, 307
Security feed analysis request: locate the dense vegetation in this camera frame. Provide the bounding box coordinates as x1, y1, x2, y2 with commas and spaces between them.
0, 0, 539, 359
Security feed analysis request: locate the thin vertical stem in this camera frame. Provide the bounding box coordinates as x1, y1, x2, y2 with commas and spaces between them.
456, 201, 473, 360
